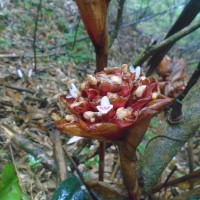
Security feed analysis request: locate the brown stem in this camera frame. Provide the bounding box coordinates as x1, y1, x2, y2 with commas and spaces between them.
117, 120, 150, 199
99, 141, 105, 181
187, 139, 194, 189
152, 169, 200, 193
118, 142, 140, 200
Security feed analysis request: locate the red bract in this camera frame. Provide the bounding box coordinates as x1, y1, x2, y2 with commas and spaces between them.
55, 64, 172, 141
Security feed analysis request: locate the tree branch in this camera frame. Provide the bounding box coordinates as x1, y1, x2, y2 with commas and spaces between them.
132, 21, 200, 67
146, 0, 200, 76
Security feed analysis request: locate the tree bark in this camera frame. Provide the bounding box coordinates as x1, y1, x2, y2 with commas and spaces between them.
137, 78, 200, 193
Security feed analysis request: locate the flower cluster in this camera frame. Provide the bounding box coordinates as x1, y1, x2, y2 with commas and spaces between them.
55, 64, 171, 141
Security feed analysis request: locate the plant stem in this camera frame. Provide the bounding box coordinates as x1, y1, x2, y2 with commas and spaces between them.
118, 141, 140, 200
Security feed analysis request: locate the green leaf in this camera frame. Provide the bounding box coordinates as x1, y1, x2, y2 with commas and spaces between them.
0, 163, 22, 200
52, 175, 90, 200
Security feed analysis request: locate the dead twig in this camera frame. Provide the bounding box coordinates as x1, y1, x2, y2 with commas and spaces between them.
152, 169, 200, 193
99, 141, 105, 181
48, 126, 68, 182
33, 0, 42, 72
132, 21, 200, 67
1, 122, 57, 173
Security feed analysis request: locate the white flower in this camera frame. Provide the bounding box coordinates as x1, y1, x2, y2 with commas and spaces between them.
17, 68, 24, 78
67, 83, 79, 98
67, 136, 83, 145
129, 66, 141, 79
96, 96, 113, 114
28, 69, 33, 78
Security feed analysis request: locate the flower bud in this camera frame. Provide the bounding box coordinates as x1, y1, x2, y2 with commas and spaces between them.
152, 92, 158, 100
83, 111, 95, 120
121, 64, 128, 73
107, 92, 118, 100
139, 76, 146, 81
135, 85, 146, 98
110, 75, 122, 84
87, 75, 97, 85
65, 114, 77, 122
80, 82, 86, 90
116, 107, 132, 119
90, 117, 95, 123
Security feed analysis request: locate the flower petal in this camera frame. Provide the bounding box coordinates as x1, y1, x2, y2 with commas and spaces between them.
69, 83, 78, 98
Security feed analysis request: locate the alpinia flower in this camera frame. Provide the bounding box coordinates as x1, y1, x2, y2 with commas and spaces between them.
17, 68, 24, 78
55, 64, 172, 141
67, 83, 79, 99
96, 96, 113, 114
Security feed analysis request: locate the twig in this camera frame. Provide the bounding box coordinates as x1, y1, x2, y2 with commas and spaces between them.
72, 17, 81, 50
33, 0, 42, 72
63, 147, 97, 200
5, 84, 36, 94
132, 21, 200, 67
77, 142, 112, 164
1, 122, 57, 173
111, 157, 120, 182
162, 165, 177, 190
167, 61, 200, 122
146, 0, 200, 76
48, 126, 68, 181
152, 169, 200, 193
99, 141, 105, 181
187, 139, 194, 189
109, 0, 126, 47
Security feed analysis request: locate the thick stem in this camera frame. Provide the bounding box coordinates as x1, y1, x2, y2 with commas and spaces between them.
117, 120, 150, 199
118, 142, 140, 200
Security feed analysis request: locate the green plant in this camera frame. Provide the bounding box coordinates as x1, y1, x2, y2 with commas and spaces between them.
0, 163, 22, 200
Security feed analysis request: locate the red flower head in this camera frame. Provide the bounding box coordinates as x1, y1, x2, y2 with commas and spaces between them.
55, 64, 172, 141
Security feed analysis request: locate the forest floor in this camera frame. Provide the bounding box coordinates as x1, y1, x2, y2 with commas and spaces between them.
0, 0, 200, 200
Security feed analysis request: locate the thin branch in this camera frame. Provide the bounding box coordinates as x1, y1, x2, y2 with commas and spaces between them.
33, 0, 42, 72
146, 0, 200, 76
5, 84, 36, 94
167, 61, 200, 122
72, 16, 81, 50
132, 21, 200, 67
109, 0, 126, 46
152, 169, 200, 193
